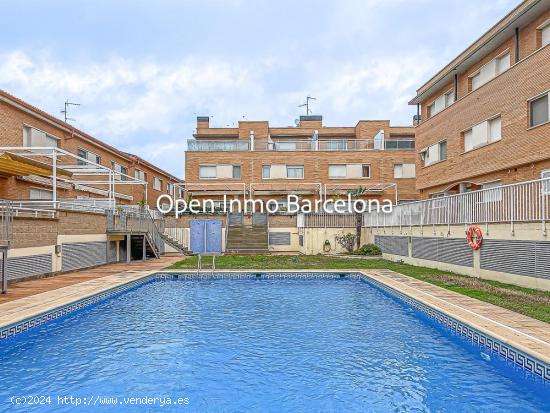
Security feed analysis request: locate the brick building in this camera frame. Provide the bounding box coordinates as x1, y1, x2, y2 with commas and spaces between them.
184, 115, 418, 210
410, 0, 550, 198
0, 90, 183, 207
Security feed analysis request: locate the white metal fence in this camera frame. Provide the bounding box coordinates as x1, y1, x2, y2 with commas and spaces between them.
363, 177, 550, 230
0, 200, 13, 246
297, 178, 550, 231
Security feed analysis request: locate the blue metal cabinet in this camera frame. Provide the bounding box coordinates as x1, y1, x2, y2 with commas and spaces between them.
190, 219, 222, 254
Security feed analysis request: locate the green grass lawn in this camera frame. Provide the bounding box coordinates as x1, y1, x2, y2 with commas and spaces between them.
168, 255, 550, 323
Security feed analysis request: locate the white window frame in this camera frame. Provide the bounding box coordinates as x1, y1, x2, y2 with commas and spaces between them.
134, 169, 145, 181
29, 187, 53, 200
394, 163, 415, 179
328, 164, 347, 179
23, 125, 59, 148
468, 50, 511, 92
77, 147, 101, 166
232, 165, 241, 179
153, 177, 162, 191
262, 165, 271, 179
428, 89, 455, 118
537, 19, 550, 48
286, 165, 304, 179
463, 115, 502, 152
542, 170, 550, 195
528, 91, 550, 128
421, 140, 447, 167
111, 161, 128, 181
199, 165, 217, 179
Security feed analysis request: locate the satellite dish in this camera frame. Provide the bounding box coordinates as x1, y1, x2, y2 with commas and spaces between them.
294, 119, 300, 127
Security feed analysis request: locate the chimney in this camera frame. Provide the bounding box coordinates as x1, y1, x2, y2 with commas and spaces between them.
299, 115, 322, 128
197, 116, 210, 130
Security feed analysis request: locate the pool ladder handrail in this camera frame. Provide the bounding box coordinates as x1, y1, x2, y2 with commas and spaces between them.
196, 254, 216, 276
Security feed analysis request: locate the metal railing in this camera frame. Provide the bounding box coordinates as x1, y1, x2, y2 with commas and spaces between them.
187, 138, 415, 152
106, 207, 165, 256
300, 212, 358, 228
0, 200, 13, 246
363, 177, 550, 233
187, 140, 250, 151
164, 227, 190, 249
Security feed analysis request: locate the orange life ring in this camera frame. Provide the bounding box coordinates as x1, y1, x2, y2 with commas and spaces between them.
466, 226, 483, 250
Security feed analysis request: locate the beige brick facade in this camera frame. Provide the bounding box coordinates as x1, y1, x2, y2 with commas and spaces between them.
186, 116, 418, 204
412, 2, 550, 198
0, 91, 182, 207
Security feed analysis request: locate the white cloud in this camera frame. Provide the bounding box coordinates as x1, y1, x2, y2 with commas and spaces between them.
0, 48, 436, 175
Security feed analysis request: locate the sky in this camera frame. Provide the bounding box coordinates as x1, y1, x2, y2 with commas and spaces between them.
0, 0, 519, 178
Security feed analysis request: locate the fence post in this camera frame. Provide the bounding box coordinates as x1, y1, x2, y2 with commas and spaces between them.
510, 185, 515, 236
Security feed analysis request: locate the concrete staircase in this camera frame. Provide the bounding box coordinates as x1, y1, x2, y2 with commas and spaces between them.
160, 233, 189, 255
225, 213, 269, 254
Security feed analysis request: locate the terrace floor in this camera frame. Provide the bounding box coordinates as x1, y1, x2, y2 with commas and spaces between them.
0, 255, 180, 304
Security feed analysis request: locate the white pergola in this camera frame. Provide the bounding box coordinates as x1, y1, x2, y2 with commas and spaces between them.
0, 146, 147, 209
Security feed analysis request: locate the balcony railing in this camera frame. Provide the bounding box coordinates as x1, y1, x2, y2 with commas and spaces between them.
187, 138, 415, 152
187, 140, 250, 151
363, 177, 550, 231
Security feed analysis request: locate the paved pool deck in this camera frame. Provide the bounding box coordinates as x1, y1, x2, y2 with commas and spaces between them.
0, 265, 548, 367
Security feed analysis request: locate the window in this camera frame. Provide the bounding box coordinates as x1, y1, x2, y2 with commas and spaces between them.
470, 53, 510, 91
111, 162, 128, 181
328, 165, 347, 178
495, 53, 510, 74
428, 90, 455, 118
482, 181, 502, 202
232, 165, 241, 179
394, 164, 416, 178
542, 170, 550, 195
445, 90, 455, 106
23, 126, 58, 147
77, 148, 101, 166
199, 165, 217, 179
286, 165, 304, 179
464, 116, 502, 152
421, 140, 447, 166
538, 21, 550, 48
153, 177, 162, 191
178, 188, 185, 198
134, 169, 145, 181
29, 188, 53, 200
262, 165, 271, 179
328, 164, 369, 178
530, 93, 549, 127
167, 183, 174, 195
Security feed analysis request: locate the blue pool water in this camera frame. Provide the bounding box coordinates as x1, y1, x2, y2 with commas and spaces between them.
0, 277, 548, 412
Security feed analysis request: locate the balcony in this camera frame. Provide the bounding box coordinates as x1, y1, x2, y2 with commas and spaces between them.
187, 138, 415, 152
187, 140, 250, 151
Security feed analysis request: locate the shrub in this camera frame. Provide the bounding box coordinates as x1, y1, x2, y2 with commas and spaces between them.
352, 244, 382, 256
335, 233, 356, 253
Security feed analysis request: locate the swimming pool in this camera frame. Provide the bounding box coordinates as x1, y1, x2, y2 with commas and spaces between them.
0, 274, 549, 412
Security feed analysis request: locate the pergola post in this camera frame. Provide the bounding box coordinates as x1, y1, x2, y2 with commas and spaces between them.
52, 149, 57, 208
126, 235, 131, 263
1, 248, 7, 294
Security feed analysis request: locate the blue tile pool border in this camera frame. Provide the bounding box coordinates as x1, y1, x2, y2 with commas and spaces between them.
1, 270, 548, 382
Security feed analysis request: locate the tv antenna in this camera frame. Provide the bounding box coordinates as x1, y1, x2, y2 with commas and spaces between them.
298, 95, 316, 115
61, 99, 80, 123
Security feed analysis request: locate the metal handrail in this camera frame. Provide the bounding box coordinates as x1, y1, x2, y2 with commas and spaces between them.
362, 177, 550, 233
187, 138, 415, 152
